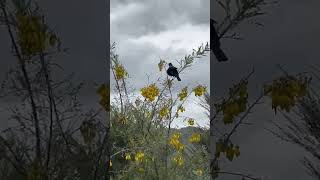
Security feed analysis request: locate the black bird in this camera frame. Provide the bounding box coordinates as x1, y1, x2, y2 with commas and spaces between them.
167, 63, 181, 81
210, 18, 228, 62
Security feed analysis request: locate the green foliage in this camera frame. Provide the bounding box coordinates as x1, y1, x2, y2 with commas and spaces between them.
109, 45, 210, 180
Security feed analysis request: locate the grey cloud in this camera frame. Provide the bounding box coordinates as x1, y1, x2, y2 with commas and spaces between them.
111, 0, 209, 38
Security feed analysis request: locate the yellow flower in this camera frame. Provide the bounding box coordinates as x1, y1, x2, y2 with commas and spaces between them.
187, 118, 194, 126
178, 87, 188, 101
125, 153, 131, 160
172, 132, 181, 139
138, 167, 145, 173
135, 151, 145, 163
193, 169, 203, 176
146, 111, 152, 118
178, 105, 185, 113
97, 84, 110, 112
16, 14, 48, 57
172, 154, 184, 166
169, 133, 184, 151
140, 84, 160, 102
114, 64, 128, 80
188, 133, 201, 143
97, 84, 108, 96
159, 106, 169, 118
109, 160, 112, 167
193, 85, 206, 97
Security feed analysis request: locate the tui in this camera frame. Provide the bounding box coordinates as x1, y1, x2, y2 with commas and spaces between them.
167, 63, 181, 81
211, 18, 228, 61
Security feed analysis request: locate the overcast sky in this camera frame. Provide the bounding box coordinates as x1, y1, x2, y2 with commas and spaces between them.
110, 0, 210, 128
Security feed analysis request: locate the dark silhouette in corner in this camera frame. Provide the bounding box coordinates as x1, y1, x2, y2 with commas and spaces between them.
211, 18, 228, 62
167, 63, 181, 81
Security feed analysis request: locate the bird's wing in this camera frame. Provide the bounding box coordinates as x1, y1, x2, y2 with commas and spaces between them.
211, 19, 220, 47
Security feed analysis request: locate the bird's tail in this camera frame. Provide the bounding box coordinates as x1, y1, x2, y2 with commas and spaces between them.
213, 48, 228, 62
176, 75, 181, 81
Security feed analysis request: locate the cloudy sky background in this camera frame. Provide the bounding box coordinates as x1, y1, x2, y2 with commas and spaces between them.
110, 0, 210, 128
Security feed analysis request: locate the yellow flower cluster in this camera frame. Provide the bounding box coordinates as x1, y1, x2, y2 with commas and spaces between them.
178, 105, 185, 113
125, 153, 131, 160
172, 154, 184, 166
97, 84, 110, 112
172, 133, 181, 139
169, 133, 184, 151
145, 111, 152, 119
159, 106, 169, 119
178, 87, 188, 101
187, 118, 195, 126
140, 84, 160, 102
16, 13, 57, 57
114, 64, 128, 80
188, 133, 201, 143
193, 85, 206, 97
193, 169, 203, 176
135, 151, 145, 163
175, 105, 185, 118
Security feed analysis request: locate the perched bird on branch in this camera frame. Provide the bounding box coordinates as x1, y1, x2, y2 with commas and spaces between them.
211, 18, 228, 62
167, 63, 181, 81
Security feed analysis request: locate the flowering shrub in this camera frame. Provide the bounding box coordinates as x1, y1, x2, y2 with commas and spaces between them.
109, 43, 210, 179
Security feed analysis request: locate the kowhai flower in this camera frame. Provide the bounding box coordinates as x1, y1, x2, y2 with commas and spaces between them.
135, 151, 145, 163
140, 84, 160, 102
189, 133, 201, 143
169, 133, 184, 151
178, 87, 188, 101
159, 106, 169, 118
193, 85, 206, 97
114, 64, 128, 80
172, 154, 184, 166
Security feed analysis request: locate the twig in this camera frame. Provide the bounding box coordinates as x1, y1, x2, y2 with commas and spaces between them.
224, 92, 264, 143
217, 171, 262, 180
1, 2, 42, 163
